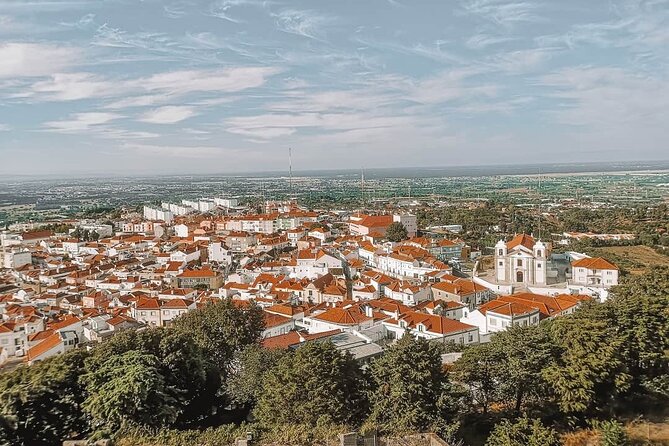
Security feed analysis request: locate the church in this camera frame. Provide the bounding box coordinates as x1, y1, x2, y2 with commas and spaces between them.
494, 234, 548, 286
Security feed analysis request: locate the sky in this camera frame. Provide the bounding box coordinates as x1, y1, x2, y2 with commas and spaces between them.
0, 0, 668, 175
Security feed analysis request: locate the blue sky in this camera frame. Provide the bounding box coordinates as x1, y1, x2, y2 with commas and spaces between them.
0, 0, 668, 175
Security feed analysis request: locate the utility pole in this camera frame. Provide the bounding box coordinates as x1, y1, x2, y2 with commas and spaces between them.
361, 167, 365, 208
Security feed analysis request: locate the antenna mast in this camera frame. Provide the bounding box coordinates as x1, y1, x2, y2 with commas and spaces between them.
288, 147, 293, 199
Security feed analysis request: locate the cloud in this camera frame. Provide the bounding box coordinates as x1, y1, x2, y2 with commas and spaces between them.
139, 106, 198, 124
273, 9, 332, 41
43, 112, 123, 133
27, 72, 121, 101
466, 33, 516, 49
487, 48, 555, 73
460, 0, 542, 26
22, 66, 280, 102
0, 124, 11, 131
538, 66, 669, 136
0, 43, 81, 78
141, 67, 280, 94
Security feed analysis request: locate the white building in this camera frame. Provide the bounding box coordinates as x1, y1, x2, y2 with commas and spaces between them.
143, 206, 173, 224
570, 256, 619, 288
494, 234, 547, 286
214, 197, 239, 208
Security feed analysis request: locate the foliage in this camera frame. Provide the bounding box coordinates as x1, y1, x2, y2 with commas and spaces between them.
453, 341, 504, 414
386, 221, 408, 242
226, 344, 285, 407
543, 312, 631, 415
115, 423, 251, 446
84, 328, 215, 424
0, 349, 89, 446
592, 420, 630, 446
365, 335, 461, 435
81, 350, 179, 432
254, 341, 367, 427
172, 299, 265, 374
484, 417, 560, 446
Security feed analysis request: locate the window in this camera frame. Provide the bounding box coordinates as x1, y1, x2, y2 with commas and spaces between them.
490, 318, 497, 326
498, 261, 503, 266
607, 271, 612, 275
517, 259, 522, 267
537, 250, 542, 257
498, 249, 503, 256
537, 263, 542, 268
468, 333, 474, 342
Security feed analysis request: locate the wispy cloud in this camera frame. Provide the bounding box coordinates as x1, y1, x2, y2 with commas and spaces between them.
43, 112, 122, 133
21, 66, 280, 102
139, 106, 198, 124
272, 9, 333, 41
460, 0, 543, 26
466, 33, 516, 49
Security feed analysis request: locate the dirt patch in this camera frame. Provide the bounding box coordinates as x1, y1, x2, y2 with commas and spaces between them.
589, 245, 669, 275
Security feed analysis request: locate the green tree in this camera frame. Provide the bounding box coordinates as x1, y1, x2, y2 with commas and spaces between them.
172, 299, 265, 374
485, 417, 559, 446
543, 313, 631, 416
365, 335, 460, 434
84, 329, 215, 424
491, 324, 558, 413
386, 222, 408, 242
0, 350, 89, 446
81, 350, 178, 432
226, 344, 285, 407
453, 341, 504, 414
254, 341, 366, 427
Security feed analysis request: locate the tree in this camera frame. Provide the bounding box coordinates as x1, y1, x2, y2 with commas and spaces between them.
254, 341, 367, 428
485, 417, 559, 446
543, 313, 631, 416
81, 350, 178, 432
386, 222, 408, 242
365, 335, 461, 435
172, 299, 265, 375
453, 341, 504, 414
84, 328, 216, 424
0, 349, 89, 446
226, 344, 285, 407
489, 324, 558, 413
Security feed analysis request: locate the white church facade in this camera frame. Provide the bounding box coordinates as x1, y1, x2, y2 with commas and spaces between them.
494, 234, 548, 286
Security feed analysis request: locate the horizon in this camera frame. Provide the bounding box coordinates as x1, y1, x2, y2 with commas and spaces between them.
2, 159, 669, 181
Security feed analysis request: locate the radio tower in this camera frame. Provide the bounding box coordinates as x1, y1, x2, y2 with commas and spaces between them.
288, 147, 293, 200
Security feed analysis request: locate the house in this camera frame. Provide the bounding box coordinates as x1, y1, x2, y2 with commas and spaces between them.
131, 297, 161, 326
263, 311, 295, 338
177, 268, 223, 289
160, 298, 196, 326
384, 281, 431, 306
431, 279, 493, 309
461, 292, 587, 340
383, 310, 479, 345
349, 214, 417, 238
25, 330, 78, 365
570, 256, 619, 288
303, 306, 375, 334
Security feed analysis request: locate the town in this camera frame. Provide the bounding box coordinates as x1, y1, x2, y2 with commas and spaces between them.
0, 194, 631, 367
